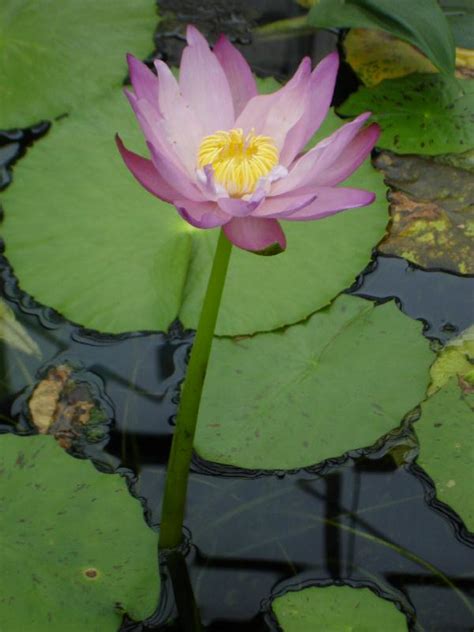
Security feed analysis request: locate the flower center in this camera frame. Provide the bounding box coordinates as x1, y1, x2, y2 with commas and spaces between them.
197, 128, 279, 197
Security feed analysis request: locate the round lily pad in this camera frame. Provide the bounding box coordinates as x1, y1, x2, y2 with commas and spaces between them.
0, 434, 159, 630
272, 585, 407, 631
339, 74, 474, 155
195, 295, 433, 469
0, 0, 157, 129
1, 90, 388, 336
414, 377, 474, 532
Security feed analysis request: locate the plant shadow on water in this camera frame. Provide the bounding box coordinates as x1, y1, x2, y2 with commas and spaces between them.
1, 1, 474, 630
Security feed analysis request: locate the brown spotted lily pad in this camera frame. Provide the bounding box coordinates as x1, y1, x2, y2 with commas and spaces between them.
28, 363, 110, 449
375, 151, 474, 274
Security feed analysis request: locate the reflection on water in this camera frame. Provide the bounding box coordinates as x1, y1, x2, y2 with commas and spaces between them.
1, 1, 473, 629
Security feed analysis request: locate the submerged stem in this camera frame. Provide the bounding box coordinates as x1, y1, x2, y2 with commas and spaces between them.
159, 229, 232, 550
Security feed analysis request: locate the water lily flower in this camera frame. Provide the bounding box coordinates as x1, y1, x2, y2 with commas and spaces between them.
117, 26, 380, 254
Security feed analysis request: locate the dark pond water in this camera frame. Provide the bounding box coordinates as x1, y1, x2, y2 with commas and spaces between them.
1, 1, 473, 630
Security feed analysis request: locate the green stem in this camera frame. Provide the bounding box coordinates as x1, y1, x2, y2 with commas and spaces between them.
159, 229, 232, 550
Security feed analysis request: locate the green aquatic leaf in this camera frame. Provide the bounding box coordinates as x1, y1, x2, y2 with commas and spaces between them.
307, 0, 455, 74
1, 92, 387, 336
339, 74, 474, 155
428, 326, 474, 395
414, 378, 474, 532
0, 434, 158, 630
195, 295, 433, 469
0, 0, 157, 129
273, 585, 407, 631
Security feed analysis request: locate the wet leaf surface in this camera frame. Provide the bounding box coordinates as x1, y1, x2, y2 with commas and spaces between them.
414, 377, 474, 533
339, 74, 474, 155
374, 151, 474, 274
196, 295, 433, 469
1, 96, 387, 336
272, 585, 407, 631
0, 434, 159, 630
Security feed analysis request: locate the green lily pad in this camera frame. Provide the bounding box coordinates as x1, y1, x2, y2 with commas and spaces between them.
0, 434, 158, 630
339, 74, 474, 155
1, 91, 387, 336
0, 298, 41, 357
374, 151, 474, 275
429, 326, 474, 395
0, 0, 157, 129
414, 378, 474, 532
195, 295, 433, 469
272, 585, 407, 631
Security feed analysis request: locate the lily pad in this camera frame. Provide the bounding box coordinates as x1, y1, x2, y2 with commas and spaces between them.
0, 0, 157, 129
272, 586, 407, 631
428, 326, 474, 396
0, 434, 158, 630
344, 28, 436, 87
414, 378, 474, 532
441, 0, 474, 49
339, 74, 474, 155
374, 151, 474, 274
195, 295, 433, 469
1, 92, 387, 336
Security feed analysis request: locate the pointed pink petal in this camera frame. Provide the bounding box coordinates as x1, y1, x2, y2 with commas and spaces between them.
213, 35, 258, 116
179, 25, 234, 135
147, 141, 204, 202
235, 57, 311, 149
223, 216, 286, 253
127, 54, 160, 109
254, 192, 317, 218
217, 197, 260, 217
116, 135, 180, 203
153, 60, 204, 174
279, 187, 376, 221
313, 123, 380, 186
280, 52, 339, 165
174, 199, 231, 228
271, 112, 373, 195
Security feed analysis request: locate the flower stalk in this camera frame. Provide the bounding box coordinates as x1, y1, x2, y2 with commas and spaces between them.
159, 229, 232, 550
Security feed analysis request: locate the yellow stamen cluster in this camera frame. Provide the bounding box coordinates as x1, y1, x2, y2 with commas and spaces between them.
197, 128, 279, 197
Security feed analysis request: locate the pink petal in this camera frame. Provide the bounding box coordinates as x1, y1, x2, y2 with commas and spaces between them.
217, 197, 260, 217
235, 57, 311, 150
213, 35, 258, 116
124, 89, 186, 174
253, 192, 318, 218
179, 25, 234, 135
153, 60, 204, 174
127, 54, 160, 109
271, 112, 373, 195
174, 199, 231, 229
115, 135, 179, 203
147, 141, 204, 202
314, 123, 380, 186
223, 216, 286, 253
280, 52, 339, 166
279, 187, 376, 221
